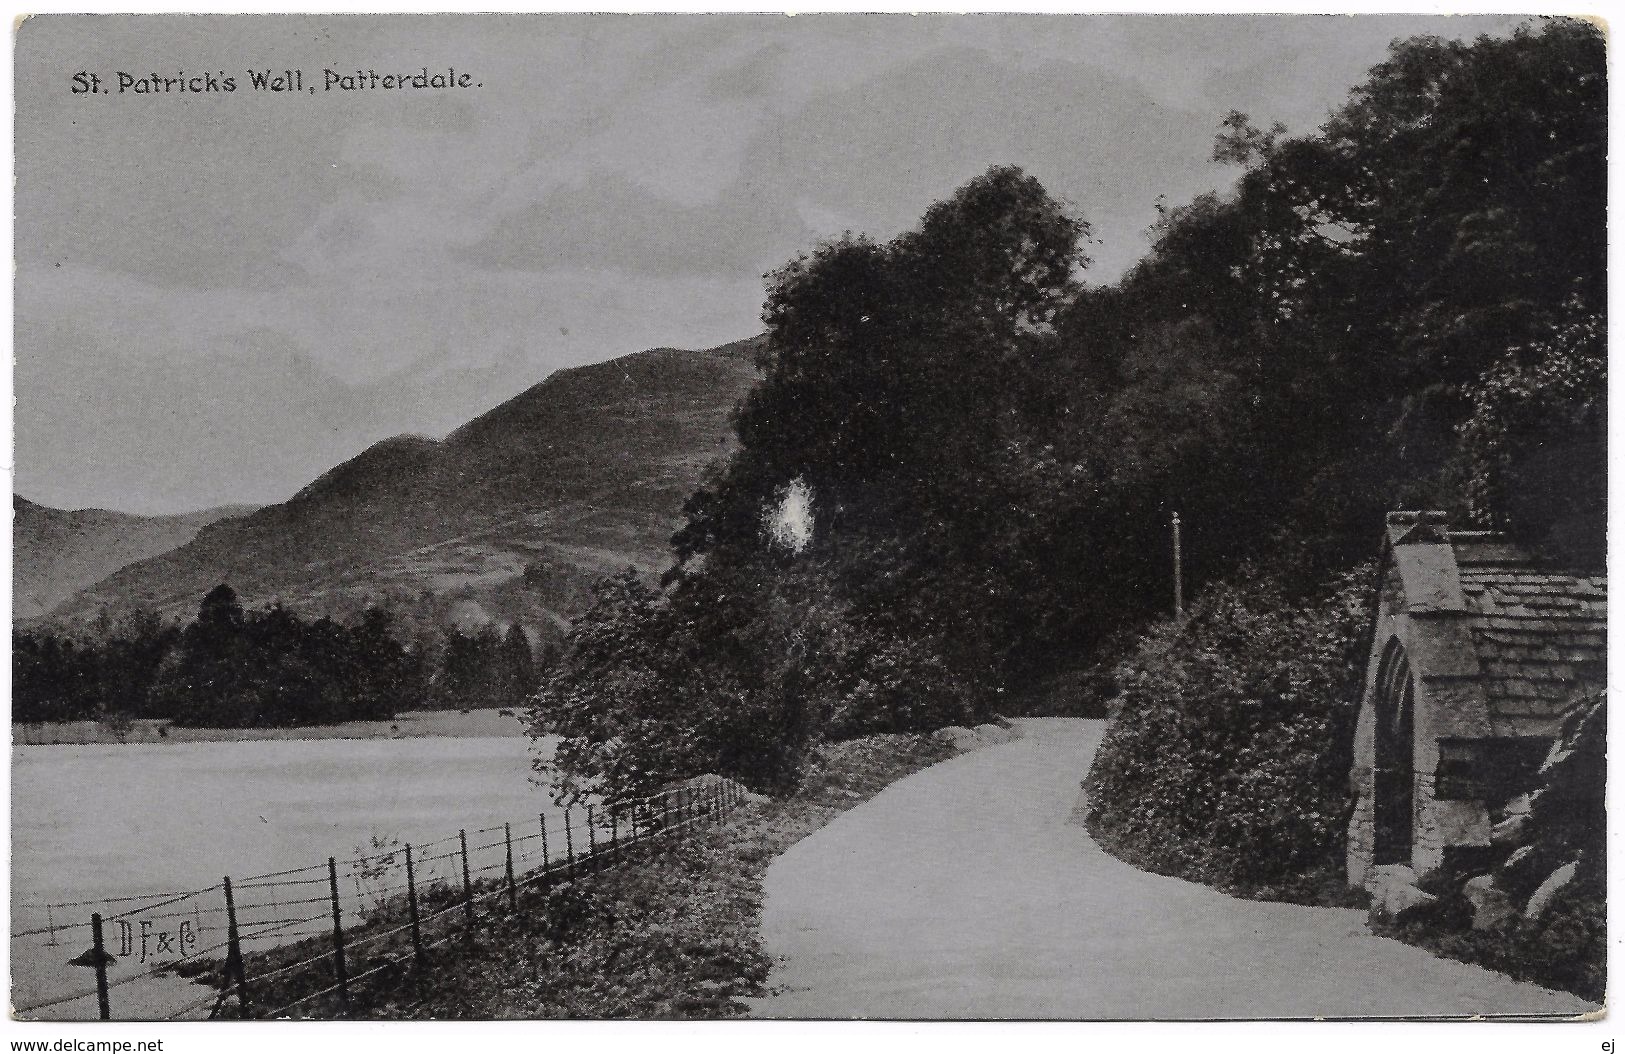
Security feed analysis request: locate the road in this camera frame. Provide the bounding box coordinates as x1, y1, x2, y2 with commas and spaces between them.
747, 718, 1595, 1020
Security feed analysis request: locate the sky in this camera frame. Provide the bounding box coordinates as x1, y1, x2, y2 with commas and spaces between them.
15, 12, 1528, 514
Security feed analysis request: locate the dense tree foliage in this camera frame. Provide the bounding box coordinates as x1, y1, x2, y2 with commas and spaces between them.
1077, 21, 1604, 898
150, 587, 399, 727
534, 168, 1081, 796
13, 587, 541, 728
540, 23, 1606, 807
426, 623, 538, 713
532, 563, 974, 800
1457, 300, 1605, 562
677, 166, 1094, 692
13, 608, 178, 723
1029, 21, 1604, 659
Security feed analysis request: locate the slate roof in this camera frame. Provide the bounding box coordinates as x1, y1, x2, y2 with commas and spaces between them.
1451, 533, 1606, 732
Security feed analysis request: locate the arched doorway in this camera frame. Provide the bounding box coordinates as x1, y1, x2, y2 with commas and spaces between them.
1372, 638, 1416, 866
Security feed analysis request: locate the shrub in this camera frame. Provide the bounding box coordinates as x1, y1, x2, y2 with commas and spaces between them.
529, 561, 972, 803
1083, 565, 1371, 899
529, 569, 825, 802
824, 627, 972, 738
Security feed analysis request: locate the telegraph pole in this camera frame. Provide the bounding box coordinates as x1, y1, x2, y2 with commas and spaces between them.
1172, 510, 1184, 618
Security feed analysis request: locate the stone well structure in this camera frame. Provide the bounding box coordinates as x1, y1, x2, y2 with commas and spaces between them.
1346, 512, 1605, 891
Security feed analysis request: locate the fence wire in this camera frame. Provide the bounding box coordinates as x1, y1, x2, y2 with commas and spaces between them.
13, 776, 748, 1021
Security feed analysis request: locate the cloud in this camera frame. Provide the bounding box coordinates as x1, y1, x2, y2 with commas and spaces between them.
459, 170, 807, 279
14, 13, 1529, 512
722, 46, 1230, 280
706, 43, 788, 100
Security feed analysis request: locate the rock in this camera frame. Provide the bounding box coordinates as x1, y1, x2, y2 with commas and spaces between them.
1490, 810, 1531, 848
1525, 859, 1579, 920
1499, 842, 1559, 900
973, 723, 1011, 745
931, 726, 979, 751
1368, 864, 1437, 918
1502, 792, 1534, 817
1463, 875, 1517, 931
990, 714, 1014, 729
1387, 886, 1441, 920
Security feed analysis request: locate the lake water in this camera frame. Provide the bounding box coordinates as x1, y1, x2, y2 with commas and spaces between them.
11, 733, 571, 1017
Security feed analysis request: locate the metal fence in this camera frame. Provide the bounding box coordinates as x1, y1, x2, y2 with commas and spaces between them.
12, 775, 748, 1020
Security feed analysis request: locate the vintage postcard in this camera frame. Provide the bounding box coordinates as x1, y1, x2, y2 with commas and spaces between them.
9, 11, 1605, 1036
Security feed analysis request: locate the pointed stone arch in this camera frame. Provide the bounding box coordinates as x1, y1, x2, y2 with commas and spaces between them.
1371, 637, 1416, 866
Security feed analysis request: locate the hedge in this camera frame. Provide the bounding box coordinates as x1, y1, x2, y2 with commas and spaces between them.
1084, 566, 1371, 902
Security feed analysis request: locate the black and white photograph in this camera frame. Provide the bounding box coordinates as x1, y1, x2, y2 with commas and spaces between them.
7, 9, 1607, 1035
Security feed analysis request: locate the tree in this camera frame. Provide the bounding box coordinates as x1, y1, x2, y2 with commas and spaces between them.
501, 624, 536, 707
676, 165, 1094, 695
198, 583, 245, 632
150, 588, 260, 726
146, 588, 411, 727
1458, 302, 1604, 564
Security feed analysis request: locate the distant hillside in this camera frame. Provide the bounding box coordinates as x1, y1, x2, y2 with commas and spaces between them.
51, 338, 762, 639
14, 498, 256, 620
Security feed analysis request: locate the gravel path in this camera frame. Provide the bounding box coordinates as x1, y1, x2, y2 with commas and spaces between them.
747, 717, 1595, 1020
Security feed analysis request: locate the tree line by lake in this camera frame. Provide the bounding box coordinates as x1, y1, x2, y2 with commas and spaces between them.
13, 584, 546, 728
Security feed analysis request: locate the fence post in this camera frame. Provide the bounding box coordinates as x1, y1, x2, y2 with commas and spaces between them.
610, 806, 619, 857
539, 813, 549, 872
90, 912, 110, 1020
504, 823, 517, 912
327, 857, 349, 1012
45, 904, 57, 946
564, 809, 575, 874
405, 844, 424, 969
459, 830, 475, 930
223, 876, 250, 1017
586, 804, 598, 869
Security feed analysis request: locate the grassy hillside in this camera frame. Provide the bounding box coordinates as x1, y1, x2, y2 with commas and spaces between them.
51, 339, 761, 640
13, 497, 256, 619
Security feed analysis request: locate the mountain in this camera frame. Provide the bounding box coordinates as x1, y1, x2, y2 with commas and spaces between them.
49, 338, 763, 639
14, 498, 257, 620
